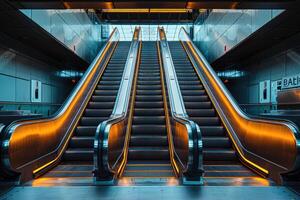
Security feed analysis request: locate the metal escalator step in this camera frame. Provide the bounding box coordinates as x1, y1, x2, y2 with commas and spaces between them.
176, 72, 197, 77
186, 109, 215, 117
84, 109, 112, 117
139, 70, 160, 73
134, 108, 164, 116
91, 96, 116, 102
63, 149, 93, 161
181, 90, 205, 96
122, 171, 174, 177
204, 164, 257, 177
137, 85, 161, 90
94, 90, 118, 96
183, 96, 209, 102
190, 117, 220, 126
128, 147, 170, 160
76, 126, 97, 136
125, 164, 173, 171
202, 137, 231, 148
138, 73, 160, 77
80, 117, 107, 126
101, 76, 122, 81
178, 80, 201, 85
131, 125, 166, 135
99, 80, 121, 85
103, 73, 123, 77
69, 136, 94, 148
133, 116, 165, 125
200, 126, 225, 136
88, 102, 114, 109
136, 90, 162, 95
138, 80, 161, 85
97, 85, 119, 90
130, 135, 168, 146
135, 101, 163, 108
185, 102, 211, 109
135, 95, 162, 101
177, 77, 199, 81
203, 149, 237, 161
180, 85, 203, 90
138, 77, 160, 81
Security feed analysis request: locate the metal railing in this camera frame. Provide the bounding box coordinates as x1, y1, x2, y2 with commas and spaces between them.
0, 28, 120, 183
158, 27, 203, 185
94, 27, 141, 184
179, 27, 300, 184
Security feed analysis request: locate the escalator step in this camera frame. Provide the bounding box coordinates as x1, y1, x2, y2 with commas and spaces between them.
76, 126, 97, 136
94, 90, 118, 96
128, 147, 169, 160
203, 149, 237, 161
181, 90, 206, 96
80, 117, 107, 126
135, 95, 162, 101
202, 137, 231, 148
130, 135, 168, 146
180, 85, 204, 90
190, 117, 220, 126
134, 108, 164, 116
64, 149, 93, 161
131, 125, 166, 135
133, 116, 165, 125
137, 85, 161, 90
186, 109, 215, 116
84, 109, 112, 117
97, 85, 119, 90
183, 96, 209, 102
184, 102, 212, 109
135, 101, 163, 108
136, 90, 162, 95
88, 102, 114, 109
200, 126, 225, 136
69, 137, 94, 148
91, 96, 116, 102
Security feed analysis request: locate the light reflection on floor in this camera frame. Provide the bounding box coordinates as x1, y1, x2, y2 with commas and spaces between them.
26, 176, 274, 187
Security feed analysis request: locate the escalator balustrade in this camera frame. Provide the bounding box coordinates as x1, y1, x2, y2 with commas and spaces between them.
168, 41, 258, 179
43, 42, 131, 179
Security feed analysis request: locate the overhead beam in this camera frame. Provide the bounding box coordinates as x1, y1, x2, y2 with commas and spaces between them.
7, 0, 300, 9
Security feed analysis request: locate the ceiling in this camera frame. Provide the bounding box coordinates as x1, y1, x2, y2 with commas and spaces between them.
7, 0, 299, 9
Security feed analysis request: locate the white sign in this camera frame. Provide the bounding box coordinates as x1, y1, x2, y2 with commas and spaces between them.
31, 80, 42, 102
271, 81, 279, 103
282, 74, 300, 89
259, 80, 270, 103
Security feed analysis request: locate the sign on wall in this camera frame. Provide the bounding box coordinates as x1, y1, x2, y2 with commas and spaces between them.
259, 80, 270, 103
31, 80, 42, 102
282, 74, 300, 89
271, 80, 282, 103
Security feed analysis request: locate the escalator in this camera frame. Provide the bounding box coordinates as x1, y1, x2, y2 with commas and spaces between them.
121, 42, 175, 179
168, 42, 263, 183
32, 42, 131, 181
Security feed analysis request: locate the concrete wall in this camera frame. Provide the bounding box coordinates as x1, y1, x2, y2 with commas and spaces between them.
227, 37, 300, 105
21, 9, 103, 63
194, 9, 283, 62
0, 45, 72, 115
